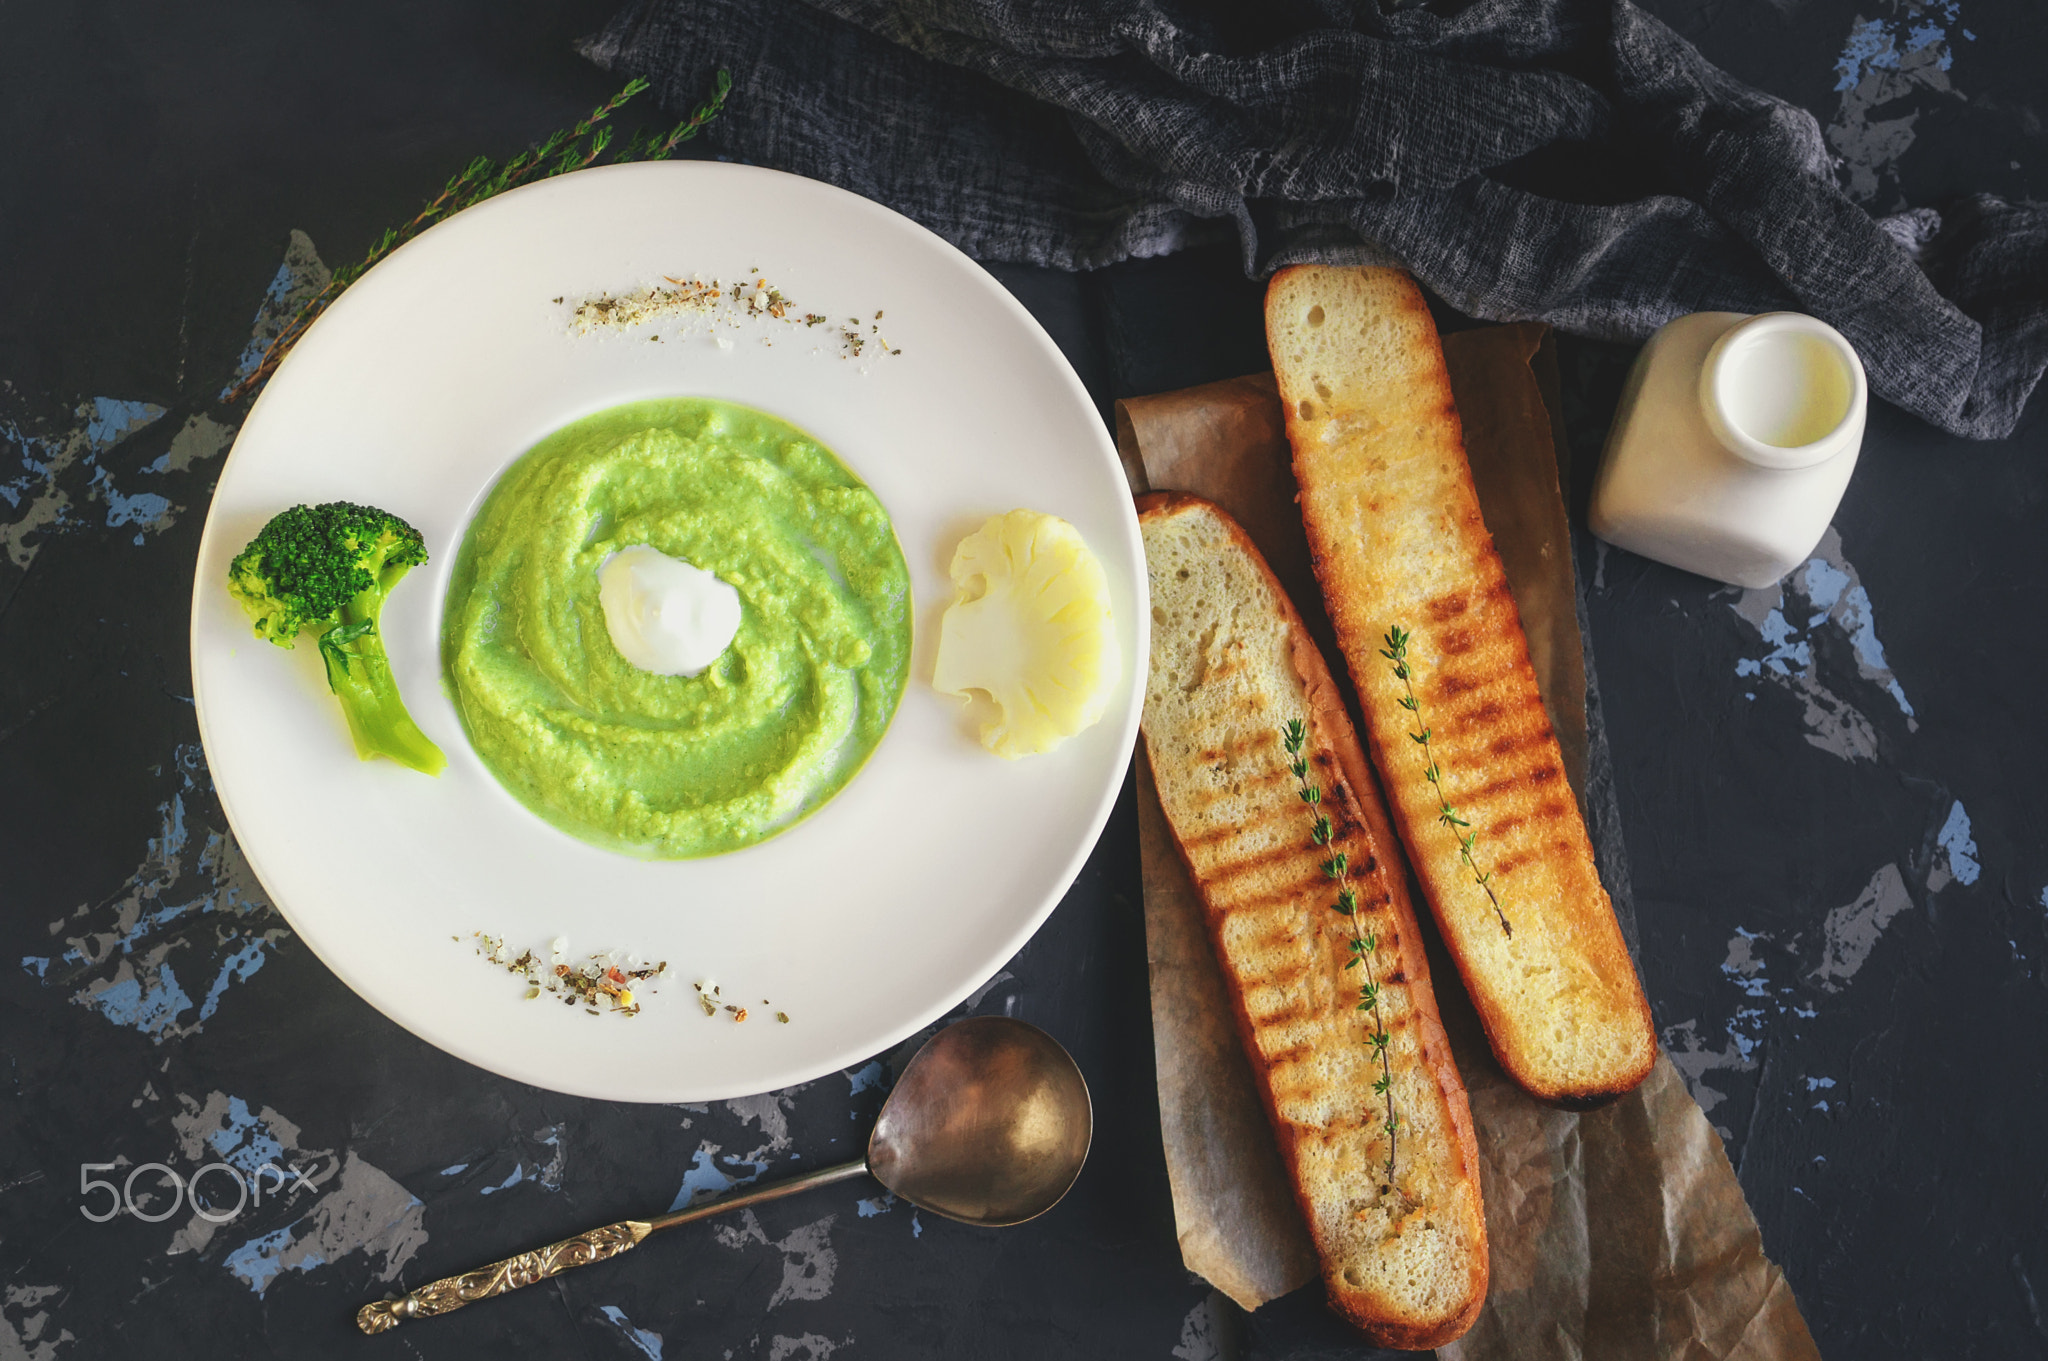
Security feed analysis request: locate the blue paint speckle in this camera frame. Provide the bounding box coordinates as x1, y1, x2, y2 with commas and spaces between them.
85, 966, 194, 1039
1731, 553, 1916, 731
224, 1223, 299, 1295
667, 1144, 760, 1213
207, 1096, 286, 1175
1835, 0, 1967, 90
93, 467, 173, 530
480, 1164, 526, 1195
221, 246, 328, 395
115, 901, 191, 954
1835, 16, 1901, 89
1905, 20, 1945, 50
1721, 927, 1771, 998
598, 1305, 665, 1360
721, 1150, 770, 1184
158, 792, 189, 859
1744, 605, 1810, 675
1938, 801, 1981, 886
36, 746, 283, 1040
198, 939, 269, 1022
857, 1193, 897, 1218
84, 398, 166, 451
1804, 1076, 1836, 1091
21, 956, 50, 979
1831, 580, 1914, 717
1727, 1008, 1765, 1062
911, 1210, 923, 1238
846, 1059, 887, 1096
441, 1163, 468, 1176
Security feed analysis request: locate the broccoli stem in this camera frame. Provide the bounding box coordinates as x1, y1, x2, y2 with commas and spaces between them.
316, 591, 447, 776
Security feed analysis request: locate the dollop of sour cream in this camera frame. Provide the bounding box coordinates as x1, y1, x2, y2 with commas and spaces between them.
597, 545, 743, 677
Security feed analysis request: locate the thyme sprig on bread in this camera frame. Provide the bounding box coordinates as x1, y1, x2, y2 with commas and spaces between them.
1381, 626, 1513, 939
1283, 717, 1399, 1181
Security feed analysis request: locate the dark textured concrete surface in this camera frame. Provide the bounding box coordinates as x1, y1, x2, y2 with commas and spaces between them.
2, 3, 2043, 1359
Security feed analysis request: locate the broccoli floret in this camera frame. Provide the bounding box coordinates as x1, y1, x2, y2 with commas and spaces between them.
228, 502, 446, 776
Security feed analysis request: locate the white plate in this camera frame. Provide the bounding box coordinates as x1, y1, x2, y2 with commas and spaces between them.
190, 162, 1146, 1103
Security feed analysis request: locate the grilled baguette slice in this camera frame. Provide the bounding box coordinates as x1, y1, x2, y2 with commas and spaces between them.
1140, 492, 1487, 1349
1268, 264, 1656, 1105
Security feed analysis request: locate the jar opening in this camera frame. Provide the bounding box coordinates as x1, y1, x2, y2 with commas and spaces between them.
1717, 329, 1855, 449
1701, 314, 1866, 472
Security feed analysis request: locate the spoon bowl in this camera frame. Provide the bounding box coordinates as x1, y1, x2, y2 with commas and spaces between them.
869, 1015, 1093, 1225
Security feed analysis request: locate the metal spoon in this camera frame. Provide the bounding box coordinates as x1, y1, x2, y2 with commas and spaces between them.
357, 1016, 1092, 1333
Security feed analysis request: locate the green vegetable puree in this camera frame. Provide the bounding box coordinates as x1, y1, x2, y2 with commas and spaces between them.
442, 397, 911, 858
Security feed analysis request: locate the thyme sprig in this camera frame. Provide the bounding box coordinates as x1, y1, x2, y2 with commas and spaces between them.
1380, 626, 1513, 938
223, 73, 733, 404
1282, 718, 1398, 1183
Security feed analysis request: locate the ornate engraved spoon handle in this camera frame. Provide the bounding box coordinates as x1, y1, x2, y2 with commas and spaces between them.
356, 1219, 652, 1334
356, 1160, 869, 1334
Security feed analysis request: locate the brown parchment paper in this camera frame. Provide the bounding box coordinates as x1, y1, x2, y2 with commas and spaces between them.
1119, 327, 1822, 1359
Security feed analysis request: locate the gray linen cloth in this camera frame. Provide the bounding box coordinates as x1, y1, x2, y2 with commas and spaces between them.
583, 0, 2047, 439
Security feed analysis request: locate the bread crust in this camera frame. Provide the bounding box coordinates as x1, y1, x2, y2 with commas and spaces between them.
1266, 266, 1656, 1105
1138, 491, 1487, 1349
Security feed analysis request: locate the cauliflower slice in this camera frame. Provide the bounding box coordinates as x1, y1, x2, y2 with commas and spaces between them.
933, 510, 1119, 759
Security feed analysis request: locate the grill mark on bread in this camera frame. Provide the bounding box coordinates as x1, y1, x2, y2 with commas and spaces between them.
1236, 966, 1318, 1006
1461, 763, 1566, 808
1181, 804, 1300, 851
1485, 727, 1547, 759
1286, 1096, 1417, 1137
1201, 839, 1325, 891
1457, 697, 1504, 727
1196, 730, 1300, 764
1447, 690, 1547, 733
1484, 812, 1529, 840
1425, 592, 1469, 623
1210, 857, 1377, 909
1181, 766, 1294, 810
1433, 671, 1484, 699
1254, 994, 1327, 1030
1491, 848, 1539, 878
1191, 803, 1381, 899
1195, 737, 1296, 768
1260, 1039, 1317, 1070
1470, 802, 1568, 847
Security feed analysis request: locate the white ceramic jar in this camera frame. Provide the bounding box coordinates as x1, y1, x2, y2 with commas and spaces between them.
1588, 311, 1868, 590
